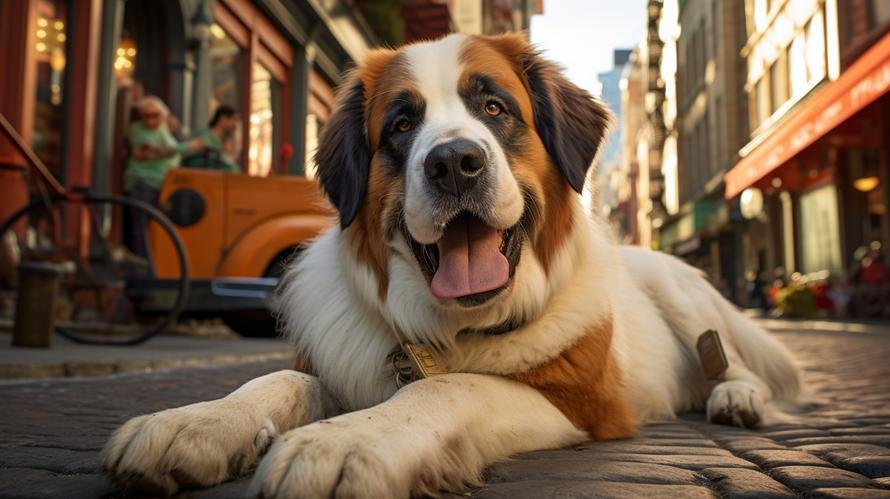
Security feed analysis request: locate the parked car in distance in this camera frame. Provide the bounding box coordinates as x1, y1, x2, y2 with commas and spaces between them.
146, 169, 333, 337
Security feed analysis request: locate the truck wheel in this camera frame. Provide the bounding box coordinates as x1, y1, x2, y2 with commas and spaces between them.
264, 246, 304, 278
221, 311, 280, 338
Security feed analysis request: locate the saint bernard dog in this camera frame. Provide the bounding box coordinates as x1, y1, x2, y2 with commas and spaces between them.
102, 33, 801, 497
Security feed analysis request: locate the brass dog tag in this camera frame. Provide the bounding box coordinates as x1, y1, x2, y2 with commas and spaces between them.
697, 330, 728, 381
403, 343, 448, 378
389, 343, 448, 387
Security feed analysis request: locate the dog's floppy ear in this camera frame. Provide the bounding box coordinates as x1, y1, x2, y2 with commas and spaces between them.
481, 34, 613, 193
314, 73, 370, 229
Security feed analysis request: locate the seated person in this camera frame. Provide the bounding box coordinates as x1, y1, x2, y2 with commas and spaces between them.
183, 105, 241, 172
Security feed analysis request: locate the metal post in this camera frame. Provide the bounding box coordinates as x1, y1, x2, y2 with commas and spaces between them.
13, 262, 61, 348
287, 42, 315, 176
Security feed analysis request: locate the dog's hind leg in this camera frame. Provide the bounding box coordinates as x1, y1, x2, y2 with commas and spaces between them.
621, 247, 800, 427
704, 291, 802, 427
101, 370, 336, 496
678, 258, 802, 427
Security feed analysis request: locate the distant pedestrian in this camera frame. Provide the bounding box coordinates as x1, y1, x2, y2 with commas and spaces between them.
183, 105, 241, 172
125, 96, 204, 260
860, 244, 887, 286
827, 275, 853, 319
746, 270, 769, 314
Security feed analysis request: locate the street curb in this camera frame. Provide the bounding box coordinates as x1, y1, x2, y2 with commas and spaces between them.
0, 351, 293, 381
752, 317, 890, 335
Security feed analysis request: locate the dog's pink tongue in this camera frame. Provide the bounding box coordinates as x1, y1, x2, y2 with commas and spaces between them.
431, 214, 509, 300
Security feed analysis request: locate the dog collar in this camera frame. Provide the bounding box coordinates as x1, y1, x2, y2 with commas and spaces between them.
387, 316, 526, 387
458, 316, 526, 336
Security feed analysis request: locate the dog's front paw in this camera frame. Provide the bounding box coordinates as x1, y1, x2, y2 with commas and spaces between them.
707, 380, 765, 428
248, 419, 415, 499
101, 402, 275, 495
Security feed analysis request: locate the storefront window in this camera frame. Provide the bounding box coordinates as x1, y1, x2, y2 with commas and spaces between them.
799, 184, 843, 275
209, 24, 243, 118
756, 75, 771, 126
789, 34, 807, 97
32, 0, 69, 179
770, 50, 789, 113
248, 63, 277, 177
805, 12, 826, 83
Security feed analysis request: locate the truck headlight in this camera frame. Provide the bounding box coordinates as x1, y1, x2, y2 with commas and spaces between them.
163, 188, 205, 227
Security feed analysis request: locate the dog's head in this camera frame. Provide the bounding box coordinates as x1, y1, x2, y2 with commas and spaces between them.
316, 33, 611, 310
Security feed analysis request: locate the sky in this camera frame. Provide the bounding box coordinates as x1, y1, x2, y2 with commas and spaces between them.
529, 0, 649, 97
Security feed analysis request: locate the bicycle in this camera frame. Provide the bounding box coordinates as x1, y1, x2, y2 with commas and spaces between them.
0, 113, 189, 345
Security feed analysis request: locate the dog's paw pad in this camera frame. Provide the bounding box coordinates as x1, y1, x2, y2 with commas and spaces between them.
707, 380, 764, 428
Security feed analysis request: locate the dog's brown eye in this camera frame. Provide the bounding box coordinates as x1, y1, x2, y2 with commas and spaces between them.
484, 102, 502, 117
396, 119, 413, 133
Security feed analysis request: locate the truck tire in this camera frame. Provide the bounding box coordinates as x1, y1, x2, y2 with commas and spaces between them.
264, 245, 304, 278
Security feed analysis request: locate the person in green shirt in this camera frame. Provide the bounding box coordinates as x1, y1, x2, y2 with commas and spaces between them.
125, 95, 204, 261
182, 105, 241, 172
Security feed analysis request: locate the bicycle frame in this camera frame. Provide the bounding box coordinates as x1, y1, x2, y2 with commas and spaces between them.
0, 112, 191, 345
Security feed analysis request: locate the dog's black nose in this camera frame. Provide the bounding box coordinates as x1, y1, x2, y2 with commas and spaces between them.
423, 139, 486, 196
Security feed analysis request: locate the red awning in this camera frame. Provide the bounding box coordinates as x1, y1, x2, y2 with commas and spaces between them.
725, 32, 890, 199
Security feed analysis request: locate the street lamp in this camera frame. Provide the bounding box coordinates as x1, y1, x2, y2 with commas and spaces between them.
853, 155, 881, 193
188, 5, 212, 51
854, 176, 880, 192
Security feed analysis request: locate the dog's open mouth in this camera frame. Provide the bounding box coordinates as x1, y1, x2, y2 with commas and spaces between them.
405, 212, 523, 307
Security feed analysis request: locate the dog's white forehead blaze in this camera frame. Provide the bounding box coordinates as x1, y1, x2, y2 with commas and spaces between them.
400, 34, 524, 243
402, 33, 466, 116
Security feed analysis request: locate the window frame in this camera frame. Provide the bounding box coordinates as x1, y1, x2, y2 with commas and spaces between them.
214, 0, 292, 175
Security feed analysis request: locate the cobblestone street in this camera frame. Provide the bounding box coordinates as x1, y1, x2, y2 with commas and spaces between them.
1, 327, 889, 498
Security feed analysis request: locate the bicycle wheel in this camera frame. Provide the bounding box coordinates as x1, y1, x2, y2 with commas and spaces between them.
0, 192, 189, 345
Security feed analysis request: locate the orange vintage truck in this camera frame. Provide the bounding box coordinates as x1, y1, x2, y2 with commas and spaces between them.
144, 169, 333, 336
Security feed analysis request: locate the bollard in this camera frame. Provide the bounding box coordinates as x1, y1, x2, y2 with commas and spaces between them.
13, 261, 61, 348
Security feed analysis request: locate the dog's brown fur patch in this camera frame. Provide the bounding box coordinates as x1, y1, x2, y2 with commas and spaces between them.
343, 49, 414, 300
461, 35, 576, 274
346, 158, 404, 299
534, 168, 576, 272
459, 38, 534, 124
360, 50, 415, 152
508, 317, 638, 440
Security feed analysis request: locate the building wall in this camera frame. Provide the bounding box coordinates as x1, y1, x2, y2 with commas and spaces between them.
659, 0, 679, 216
743, 0, 837, 144
736, 0, 840, 278
644, 0, 748, 293
675, 0, 746, 204
614, 47, 645, 244
639, 0, 666, 249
